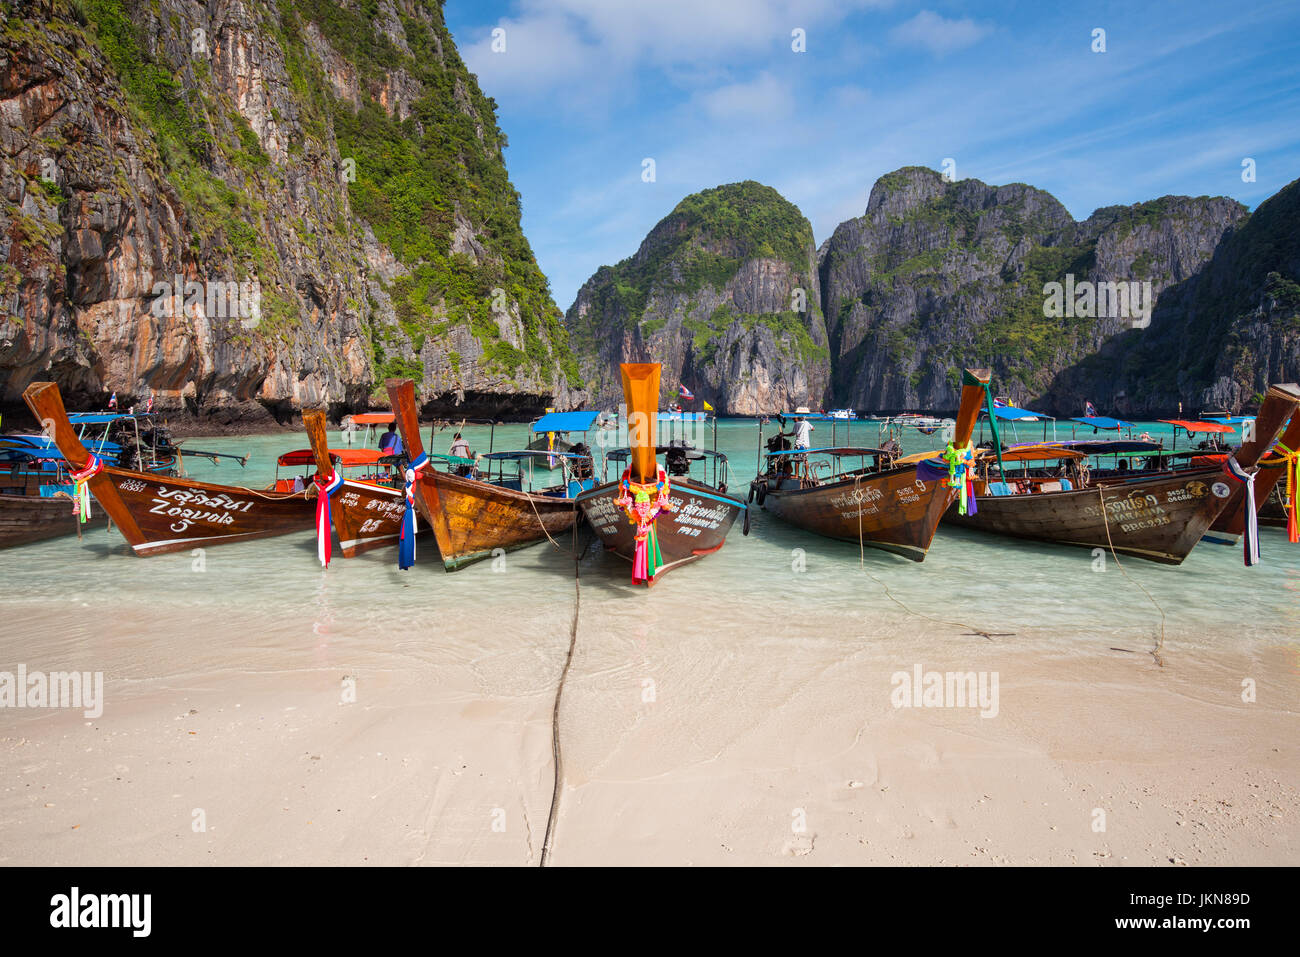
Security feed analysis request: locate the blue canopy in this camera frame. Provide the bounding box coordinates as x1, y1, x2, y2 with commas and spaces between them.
658, 411, 707, 421
531, 410, 602, 434
1205, 416, 1253, 424
68, 412, 157, 425
777, 412, 836, 421
482, 450, 588, 461
1070, 416, 1134, 430
989, 407, 1051, 421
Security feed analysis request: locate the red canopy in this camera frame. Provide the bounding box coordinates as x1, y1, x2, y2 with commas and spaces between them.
277, 448, 388, 468
351, 413, 394, 425
1159, 419, 1235, 434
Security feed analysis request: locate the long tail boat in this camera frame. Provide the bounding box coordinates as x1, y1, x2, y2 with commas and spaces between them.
749, 368, 988, 561
1205, 408, 1300, 544
386, 378, 581, 571
944, 382, 1300, 564
575, 363, 746, 586
22, 381, 314, 556
300, 409, 408, 563
0, 437, 82, 548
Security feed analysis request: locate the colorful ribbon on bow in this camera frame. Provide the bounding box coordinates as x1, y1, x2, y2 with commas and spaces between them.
1259, 442, 1299, 543
313, 469, 345, 568
399, 451, 430, 570
67, 454, 103, 523
942, 441, 977, 516
1223, 456, 1259, 566
614, 466, 674, 584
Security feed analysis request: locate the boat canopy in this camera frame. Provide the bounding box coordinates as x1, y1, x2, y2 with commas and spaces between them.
606, 446, 721, 461
766, 446, 886, 458
1024, 439, 1164, 455
481, 449, 588, 462
276, 448, 389, 468
67, 412, 158, 425
987, 407, 1052, 421
350, 413, 394, 425
658, 411, 708, 421
531, 410, 602, 433
1070, 415, 1134, 430
1204, 415, 1254, 424
1160, 419, 1235, 434
986, 445, 1087, 462
777, 412, 837, 421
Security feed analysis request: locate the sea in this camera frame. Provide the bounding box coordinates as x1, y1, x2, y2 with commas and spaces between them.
1, 414, 1296, 674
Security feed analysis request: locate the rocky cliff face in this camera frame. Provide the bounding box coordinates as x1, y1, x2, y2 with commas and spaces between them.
0, 0, 578, 426
819, 166, 1248, 412
1044, 176, 1300, 414
565, 181, 830, 413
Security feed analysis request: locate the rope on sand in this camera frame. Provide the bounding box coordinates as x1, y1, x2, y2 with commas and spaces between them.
853, 474, 1010, 640
540, 517, 583, 866
1097, 485, 1166, 667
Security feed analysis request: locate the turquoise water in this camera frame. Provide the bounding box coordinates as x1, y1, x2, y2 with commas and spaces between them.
0, 416, 1296, 670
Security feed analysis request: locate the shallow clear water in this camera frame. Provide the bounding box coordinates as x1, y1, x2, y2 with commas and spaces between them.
1, 416, 1296, 673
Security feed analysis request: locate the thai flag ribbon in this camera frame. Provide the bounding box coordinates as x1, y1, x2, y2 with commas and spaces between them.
313, 469, 345, 568
68, 454, 103, 523
399, 451, 430, 570
1223, 456, 1259, 566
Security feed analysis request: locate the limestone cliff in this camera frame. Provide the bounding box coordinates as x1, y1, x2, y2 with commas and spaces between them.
565, 181, 830, 413
819, 166, 1248, 412
0, 0, 578, 425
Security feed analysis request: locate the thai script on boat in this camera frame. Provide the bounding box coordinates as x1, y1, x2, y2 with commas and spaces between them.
891, 664, 999, 718
0, 665, 103, 718
1043, 274, 1153, 329
828, 487, 882, 509
582, 493, 623, 535
670, 498, 728, 527
148, 486, 255, 533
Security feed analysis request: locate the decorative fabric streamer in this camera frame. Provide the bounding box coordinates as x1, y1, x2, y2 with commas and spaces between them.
399, 451, 430, 570
67, 454, 103, 523
614, 466, 675, 584
1223, 456, 1259, 566
313, 469, 345, 567
1261, 442, 1299, 544
942, 441, 977, 516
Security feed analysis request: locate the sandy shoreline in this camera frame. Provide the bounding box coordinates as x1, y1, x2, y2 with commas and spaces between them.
2, 592, 1294, 866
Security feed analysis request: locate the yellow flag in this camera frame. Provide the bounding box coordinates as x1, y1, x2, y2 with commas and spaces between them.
702, 400, 713, 411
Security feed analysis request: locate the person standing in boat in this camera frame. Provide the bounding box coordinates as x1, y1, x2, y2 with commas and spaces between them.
793, 407, 815, 450
449, 432, 471, 459
379, 423, 403, 456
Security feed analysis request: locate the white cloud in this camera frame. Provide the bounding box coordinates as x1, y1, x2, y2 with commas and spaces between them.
697, 72, 795, 120
889, 10, 992, 56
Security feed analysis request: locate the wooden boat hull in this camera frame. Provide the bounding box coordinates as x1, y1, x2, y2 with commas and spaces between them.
0, 493, 81, 549
414, 469, 577, 571
945, 468, 1232, 564
761, 466, 956, 562
330, 480, 407, 557
576, 477, 744, 583
84, 467, 314, 556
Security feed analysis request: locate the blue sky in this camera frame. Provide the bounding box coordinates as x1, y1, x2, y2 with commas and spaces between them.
444, 0, 1300, 310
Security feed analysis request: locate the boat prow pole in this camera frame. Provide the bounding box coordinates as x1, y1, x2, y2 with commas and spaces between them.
621, 363, 660, 483
22, 380, 144, 541
955, 368, 990, 449
1233, 383, 1300, 471
385, 378, 426, 461
302, 409, 335, 479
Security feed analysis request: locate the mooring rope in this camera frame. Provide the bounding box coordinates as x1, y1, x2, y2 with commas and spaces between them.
1096, 485, 1166, 666
540, 514, 582, 866
853, 474, 1009, 639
